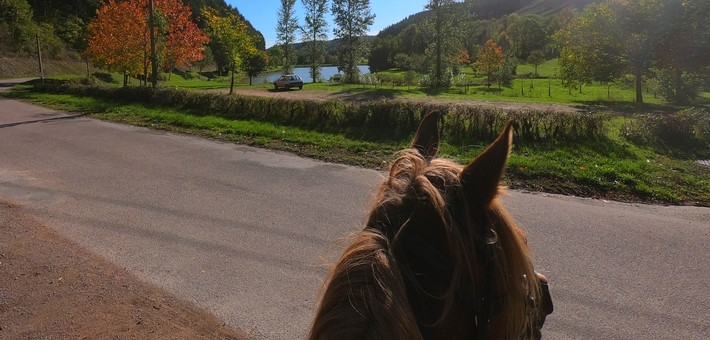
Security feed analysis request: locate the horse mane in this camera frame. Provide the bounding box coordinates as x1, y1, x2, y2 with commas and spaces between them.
310, 121, 542, 339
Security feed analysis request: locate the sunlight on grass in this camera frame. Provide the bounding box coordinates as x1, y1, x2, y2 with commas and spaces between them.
6, 78, 709, 205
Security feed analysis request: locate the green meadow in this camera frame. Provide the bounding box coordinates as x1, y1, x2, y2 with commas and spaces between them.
5, 73, 709, 206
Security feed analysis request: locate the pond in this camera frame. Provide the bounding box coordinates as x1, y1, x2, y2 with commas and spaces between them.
249, 65, 370, 84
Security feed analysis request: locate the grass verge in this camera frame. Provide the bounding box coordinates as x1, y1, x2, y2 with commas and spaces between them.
4, 86, 709, 206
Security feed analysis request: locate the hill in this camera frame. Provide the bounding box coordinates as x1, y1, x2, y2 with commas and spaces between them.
377, 0, 599, 38
5, 0, 266, 55
516, 0, 598, 16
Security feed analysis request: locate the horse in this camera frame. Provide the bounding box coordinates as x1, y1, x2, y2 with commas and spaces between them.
309, 111, 553, 339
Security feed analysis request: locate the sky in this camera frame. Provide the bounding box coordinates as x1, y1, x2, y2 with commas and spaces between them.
226, 0, 429, 48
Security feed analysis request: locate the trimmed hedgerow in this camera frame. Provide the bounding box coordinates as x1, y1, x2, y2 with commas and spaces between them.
31, 82, 606, 146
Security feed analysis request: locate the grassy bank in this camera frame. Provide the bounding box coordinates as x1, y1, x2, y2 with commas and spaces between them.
4, 81, 709, 206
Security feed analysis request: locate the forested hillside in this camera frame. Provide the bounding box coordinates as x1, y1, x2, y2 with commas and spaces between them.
0, 0, 265, 58
367, 0, 709, 105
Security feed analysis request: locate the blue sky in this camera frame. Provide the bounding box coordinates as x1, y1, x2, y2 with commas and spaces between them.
226, 0, 429, 48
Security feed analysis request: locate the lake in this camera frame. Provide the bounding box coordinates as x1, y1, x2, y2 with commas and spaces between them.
250, 65, 371, 84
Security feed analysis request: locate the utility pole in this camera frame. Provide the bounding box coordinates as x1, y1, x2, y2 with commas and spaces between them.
36, 33, 44, 83
149, 0, 158, 88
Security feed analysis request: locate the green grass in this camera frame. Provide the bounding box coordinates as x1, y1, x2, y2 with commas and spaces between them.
5, 86, 709, 206
76, 60, 706, 114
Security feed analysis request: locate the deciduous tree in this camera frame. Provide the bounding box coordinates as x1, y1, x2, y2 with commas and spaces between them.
301, 0, 328, 82
242, 50, 268, 85
276, 0, 298, 73
86, 0, 207, 87
527, 49, 544, 76
202, 7, 256, 94
332, 0, 374, 83
650, 0, 710, 104
423, 0, 466, 88
474, 39, 503, 88
553, 3, 624, 96
85, 0, 144, 86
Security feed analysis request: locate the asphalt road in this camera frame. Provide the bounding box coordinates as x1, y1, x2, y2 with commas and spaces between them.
1, 87, 708, 339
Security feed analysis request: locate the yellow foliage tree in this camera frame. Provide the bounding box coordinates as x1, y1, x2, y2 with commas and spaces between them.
202, 7, 256, 94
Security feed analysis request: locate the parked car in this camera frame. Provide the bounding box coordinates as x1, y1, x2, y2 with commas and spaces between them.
273, 74, 303, 90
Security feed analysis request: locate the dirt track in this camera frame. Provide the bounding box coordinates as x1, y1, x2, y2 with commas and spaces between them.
227, 87, 584, 113
0, 201, 248, 339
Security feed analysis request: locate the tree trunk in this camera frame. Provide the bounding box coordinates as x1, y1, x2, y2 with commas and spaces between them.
229, 62, 235, 94
634, 70, 643, 103
674, 69, 683, 104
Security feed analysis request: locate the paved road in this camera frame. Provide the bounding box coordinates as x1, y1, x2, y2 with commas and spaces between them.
1, 89, 708, 339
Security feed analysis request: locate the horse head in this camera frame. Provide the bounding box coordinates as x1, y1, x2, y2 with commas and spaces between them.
310, 111, 552, 339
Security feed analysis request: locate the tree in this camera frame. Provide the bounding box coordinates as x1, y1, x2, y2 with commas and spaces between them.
0, 0, 56, 54
267, 45, 284, 68
276, 0, 298, 73
606, 0, 662, 103
242, 50, 268, 85
301, 0, 328, 82
527, 49, 544, 76
161, 0, 209, 71
86, 0, 207, 87
553, 3, 624, 96
423, 0, 466, 88
650, 0, 710, 104
368, 35, 398, 72
202, 7, 256, 94
85, 0, 145, 86
474, 39, 503, 88
505, 14, 547, 61
332, 0, 374, 83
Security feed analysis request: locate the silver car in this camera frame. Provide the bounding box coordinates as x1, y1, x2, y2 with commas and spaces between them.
273, 74, 303, 90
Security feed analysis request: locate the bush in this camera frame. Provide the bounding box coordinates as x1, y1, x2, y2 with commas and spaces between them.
30, 81, 606, 145
620, 108, 710, 157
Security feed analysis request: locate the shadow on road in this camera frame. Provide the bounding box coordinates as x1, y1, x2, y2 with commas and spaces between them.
0, 114, 86, 129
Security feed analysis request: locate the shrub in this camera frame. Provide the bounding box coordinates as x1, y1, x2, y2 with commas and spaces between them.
30, 81, 606, 145
620, 108, 710, 157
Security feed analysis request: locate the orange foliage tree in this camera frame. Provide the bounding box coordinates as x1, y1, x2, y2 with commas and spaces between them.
474, 39, 504, 88
86, 0, 208, 86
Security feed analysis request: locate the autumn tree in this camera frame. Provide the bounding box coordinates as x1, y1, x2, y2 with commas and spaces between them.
86, 0, 207, 87
202, 7, 256, 94
474, 39, 504, 88
301, 0, 328, 82
332, 0, 374, 83
86, 0, 144, 86
276, 0, 298, 73
161, 0, 209, 72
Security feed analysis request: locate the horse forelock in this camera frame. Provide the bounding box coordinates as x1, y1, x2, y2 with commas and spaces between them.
311, 149, 543, 340
368, 149, 542, 338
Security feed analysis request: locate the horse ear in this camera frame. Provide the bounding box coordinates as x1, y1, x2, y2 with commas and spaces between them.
460, 119, 514, 205
410, 111, 441, 161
